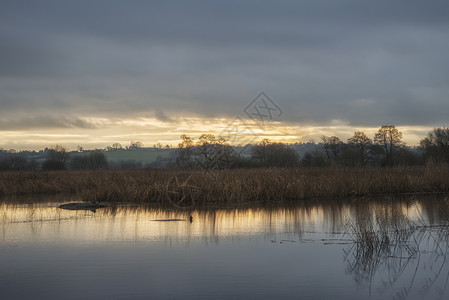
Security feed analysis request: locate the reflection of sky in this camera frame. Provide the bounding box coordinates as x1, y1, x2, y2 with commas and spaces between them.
2, 204, 339, 244
0, 199, 430, 245
1, 198, 449, 299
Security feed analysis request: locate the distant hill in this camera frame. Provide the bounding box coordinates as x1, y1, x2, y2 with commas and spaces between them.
1, 143, 423, 170
71, 148, 176, 168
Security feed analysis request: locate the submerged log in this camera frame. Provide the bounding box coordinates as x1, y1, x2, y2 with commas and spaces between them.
58, 202, 105, 212
152, 219, 185, 222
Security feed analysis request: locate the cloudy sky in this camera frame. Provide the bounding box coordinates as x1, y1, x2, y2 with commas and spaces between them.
1, 0, 448, 150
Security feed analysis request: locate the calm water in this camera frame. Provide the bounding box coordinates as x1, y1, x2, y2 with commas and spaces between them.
1, 195, 449, 299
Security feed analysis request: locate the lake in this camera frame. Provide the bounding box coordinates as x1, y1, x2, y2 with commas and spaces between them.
1, 195, 449, 299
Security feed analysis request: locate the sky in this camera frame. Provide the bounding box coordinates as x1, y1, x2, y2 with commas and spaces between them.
1, 0, 448, 151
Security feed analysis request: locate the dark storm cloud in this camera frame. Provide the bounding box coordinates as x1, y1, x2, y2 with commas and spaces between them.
1, 0, 449, 130
0, 114, 97, 130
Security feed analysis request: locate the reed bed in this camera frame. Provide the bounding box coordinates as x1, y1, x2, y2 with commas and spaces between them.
1, 166, 449, 206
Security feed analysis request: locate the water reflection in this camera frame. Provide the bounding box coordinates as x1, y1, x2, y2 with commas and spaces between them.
1, 201, 349, 245
1, 195, 449, 299
1, 196, 447, 244
343, 197, 449, 299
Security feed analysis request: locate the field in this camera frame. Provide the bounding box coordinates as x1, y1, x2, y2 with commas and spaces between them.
1, 166, 449, 208
102, 149, 172, 163
70, 149, 173, 164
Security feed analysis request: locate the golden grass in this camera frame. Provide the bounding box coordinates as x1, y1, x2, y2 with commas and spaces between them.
1, 166, 449, 206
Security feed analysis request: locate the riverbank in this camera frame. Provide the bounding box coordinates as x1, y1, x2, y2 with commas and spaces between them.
1, 166, 449, 206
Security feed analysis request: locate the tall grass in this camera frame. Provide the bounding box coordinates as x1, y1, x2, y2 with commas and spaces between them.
1, 166, 449, 206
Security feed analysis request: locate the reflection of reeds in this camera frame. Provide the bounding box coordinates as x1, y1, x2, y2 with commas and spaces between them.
1, 166, 449, 205
344, 207, 417, 284
344, 202, 449, 298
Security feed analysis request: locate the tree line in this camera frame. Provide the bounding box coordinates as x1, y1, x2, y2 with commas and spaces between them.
0, 146, 109, 171
1, 126, 448, 171
176, 126, 449, 169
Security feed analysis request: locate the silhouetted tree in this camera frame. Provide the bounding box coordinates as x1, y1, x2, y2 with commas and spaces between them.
346, 131, 378, 166
374, 125, 405, 166
250, 139, 271, 166
176, 134, 195, 168
127, 141, 143, 150
89, 152, 108, 169
176, 134, 238, 169
393, 147, 423, 166
251, 139, 298, 167
0, 156, 28, 170
420, 127, 449, 163
42, 145, 69, 170
70, 151, 108, 170
321, 136, 344, 164
112, 143, 122, 151
69, 155, 90, 169
301, 150, 327, 167
195, 134, 235, 170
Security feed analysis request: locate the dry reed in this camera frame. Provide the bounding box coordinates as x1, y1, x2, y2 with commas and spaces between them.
1, 166, 449, 206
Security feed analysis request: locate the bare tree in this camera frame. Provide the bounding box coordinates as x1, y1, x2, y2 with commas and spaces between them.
420, 127, 449, 163
347, 131, 374, 166
43, 144, 70, 170
251, 139, 298, 167
251, 139, 271, 166
176, 134, 195, 168
321, 135, 344, 164
70, 151, 108, 170
176, 134, 235, 169
195, 134, 233, 170
89, 152, 109, 169
127, 141, 143, 150
374, 125, 405, 166
112, 143, 122, 151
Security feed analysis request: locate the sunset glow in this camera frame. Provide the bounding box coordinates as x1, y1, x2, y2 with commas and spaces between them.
0, 115, 437, 151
